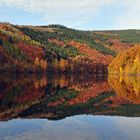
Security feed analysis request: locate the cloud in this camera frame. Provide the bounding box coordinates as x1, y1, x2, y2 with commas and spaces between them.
1, 0, 140, 29
0, 0, 116, 12
0, 0, 116, 28
116, 0, 140, 29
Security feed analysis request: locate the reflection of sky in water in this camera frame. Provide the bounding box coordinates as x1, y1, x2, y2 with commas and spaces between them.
0, 115, 140, 140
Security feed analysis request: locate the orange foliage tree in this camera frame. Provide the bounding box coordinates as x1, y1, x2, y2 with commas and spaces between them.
34, 57, 47, 70
59, 59, 68, 71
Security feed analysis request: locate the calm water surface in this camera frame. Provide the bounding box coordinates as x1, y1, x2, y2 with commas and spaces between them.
0, 73, 140, 140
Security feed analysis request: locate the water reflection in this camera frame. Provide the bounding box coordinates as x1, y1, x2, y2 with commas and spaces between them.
0, 73, 140, 121
0, 115, 140, 140
108, 75, 140, 104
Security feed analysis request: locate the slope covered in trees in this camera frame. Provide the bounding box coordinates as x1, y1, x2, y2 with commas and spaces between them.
0, 22, 139, 73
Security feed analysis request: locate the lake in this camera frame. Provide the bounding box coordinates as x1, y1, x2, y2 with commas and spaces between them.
0, 73, 140, 140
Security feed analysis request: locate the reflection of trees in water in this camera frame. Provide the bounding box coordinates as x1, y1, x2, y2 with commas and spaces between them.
108, 75, 140, 104
0, 73, 111, 121
33, 73, 108, 91
19, 91, 115, 121
1, 73, 140, 121
0, 73, 107, 103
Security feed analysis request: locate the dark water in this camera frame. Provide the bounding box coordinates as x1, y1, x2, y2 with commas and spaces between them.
0, 73, 140, 140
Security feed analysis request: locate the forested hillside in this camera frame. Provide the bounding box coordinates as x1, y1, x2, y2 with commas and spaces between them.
0, 22, 139, 73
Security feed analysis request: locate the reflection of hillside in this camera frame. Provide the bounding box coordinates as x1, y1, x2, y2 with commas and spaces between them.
0, 74, 46, 121
67, 81, 111, 105
0, 73, 109, 120
1, 74, 140, 121
108, 75, 140, 104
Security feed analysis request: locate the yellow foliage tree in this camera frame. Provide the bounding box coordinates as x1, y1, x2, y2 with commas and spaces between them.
109, 46, 140, 75
34, 57, 40, 66
134, 55, 140, 74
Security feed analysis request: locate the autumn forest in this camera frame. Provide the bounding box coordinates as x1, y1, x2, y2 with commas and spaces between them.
0, 22, 139, 75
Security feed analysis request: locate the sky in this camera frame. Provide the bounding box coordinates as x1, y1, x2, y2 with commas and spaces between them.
0, 0, 140, 30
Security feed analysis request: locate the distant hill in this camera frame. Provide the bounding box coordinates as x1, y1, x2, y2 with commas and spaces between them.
0, 22, 139, 73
